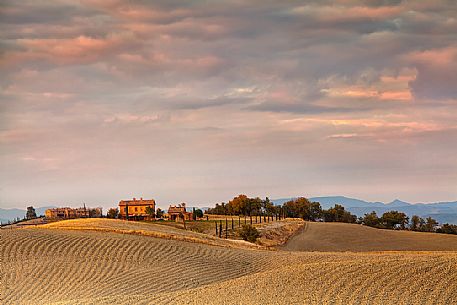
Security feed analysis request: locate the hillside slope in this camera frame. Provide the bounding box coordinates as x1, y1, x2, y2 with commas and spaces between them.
2, 224, 457, 304
38, 218, 261, 249
0, 228, 275, 305
162, 252, 457, 305
282, 222, 457, 252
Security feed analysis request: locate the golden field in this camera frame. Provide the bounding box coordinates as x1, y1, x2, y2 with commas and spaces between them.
283, 221, 457, 252
1, 219, 457, 304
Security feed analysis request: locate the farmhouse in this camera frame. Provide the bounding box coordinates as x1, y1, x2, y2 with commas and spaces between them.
119, 197, 156, 220
168, 203, 193, 221
45, 207, 102, 219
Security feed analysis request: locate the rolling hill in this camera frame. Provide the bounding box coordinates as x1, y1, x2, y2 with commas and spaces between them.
282, 221, 457, 252
2, 219, 457, 304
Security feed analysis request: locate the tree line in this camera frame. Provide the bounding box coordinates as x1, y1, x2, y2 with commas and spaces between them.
361, 211, 457, 234
206, 195, 357, 223
207, 195, 457, 235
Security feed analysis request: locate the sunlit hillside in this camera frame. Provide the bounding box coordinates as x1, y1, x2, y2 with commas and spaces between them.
2, 220, 457, 304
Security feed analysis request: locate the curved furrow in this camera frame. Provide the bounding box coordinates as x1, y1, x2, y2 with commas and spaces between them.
3, 228, 457, 305
346, 259, 397, 304
368, 257, 446, 304
423, 258, 457, 305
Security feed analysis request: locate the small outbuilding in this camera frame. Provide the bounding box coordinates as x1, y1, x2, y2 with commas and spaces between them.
168, 203, 193, 221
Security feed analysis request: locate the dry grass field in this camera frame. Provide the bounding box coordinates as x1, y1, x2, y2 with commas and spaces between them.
37, 218, 261, 250
282, 221, 457, 252
1, 219, 457, 304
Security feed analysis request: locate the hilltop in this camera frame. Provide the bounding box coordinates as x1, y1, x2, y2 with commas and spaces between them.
282, 221, 457, 252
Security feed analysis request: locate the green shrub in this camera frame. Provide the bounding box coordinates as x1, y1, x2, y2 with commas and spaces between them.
239, 224, 260, 243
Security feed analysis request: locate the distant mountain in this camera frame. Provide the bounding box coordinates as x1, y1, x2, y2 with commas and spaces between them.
272, 196, 385, 209
386, 199, 411, 207
272, 196, 457, 225
309, 196, 386, 209
0, 206, 56, 224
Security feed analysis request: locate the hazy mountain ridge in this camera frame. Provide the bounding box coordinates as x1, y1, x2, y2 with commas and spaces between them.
0, 206, 55, 224
272, 196, 457, 225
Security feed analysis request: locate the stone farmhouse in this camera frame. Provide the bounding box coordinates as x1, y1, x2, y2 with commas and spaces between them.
118, 197, 155, 220
45, 206, 102, 219
167, 203, 193, 221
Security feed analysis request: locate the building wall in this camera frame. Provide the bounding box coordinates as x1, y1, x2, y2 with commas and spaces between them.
118, 198, 155, 217
45, 207, 102, 219
122, 205, 154, 216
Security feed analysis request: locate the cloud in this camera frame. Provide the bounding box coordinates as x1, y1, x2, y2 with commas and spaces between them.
5, 33, 138, 66
1, 0, 457, 206
406, 45, 457, 99
320, 68, 416, 102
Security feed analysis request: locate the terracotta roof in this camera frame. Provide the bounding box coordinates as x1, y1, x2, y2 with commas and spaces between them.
119, 199, 155, 206
168, 206, 186, 214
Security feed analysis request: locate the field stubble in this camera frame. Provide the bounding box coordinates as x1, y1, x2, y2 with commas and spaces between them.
1, 219, 457, 304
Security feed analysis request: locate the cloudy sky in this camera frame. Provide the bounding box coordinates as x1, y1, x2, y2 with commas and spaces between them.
1, 0, 456, 209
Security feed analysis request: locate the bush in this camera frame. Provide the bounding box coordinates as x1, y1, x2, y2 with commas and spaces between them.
436, 223, 457, 235
322, 204, 357, 223
239, 224, 260, 243
107, 208, 119, 219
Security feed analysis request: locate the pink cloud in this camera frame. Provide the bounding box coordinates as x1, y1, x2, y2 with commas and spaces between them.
407, 45, 457, 67
8, 34, 137, 65
81, 0, 192, 22
343, 6, 403, 19
379, 91, 412, 101
116, 51, 225, 75
321, 69, 416, 102
291, 4, 403, 22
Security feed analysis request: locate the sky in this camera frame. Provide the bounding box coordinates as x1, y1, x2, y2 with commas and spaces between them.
1, 0, 457, 210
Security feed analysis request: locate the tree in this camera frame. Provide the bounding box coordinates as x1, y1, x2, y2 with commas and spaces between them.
323, 204, 357, 223
193, 208, 203, 219
229, 194, 250, 215
362, 211, 380, 227
26, 206, 37, 220
284, 198, 309, 219
156, 208, 164, 218
310, 201, 323, 220
145, 206, 155, 219
436, 224, 457, 235
246, 197, 262, 216
206, 202, 228, 215
263, 197, 276, 216
238, 224, 260, 243
107, 208, 119, 219
410, 215, 421, 231
424, 217, 438, 232
419, 217, 426, 231
282, 198, 322, 221
381, 211, 409, 229
206, 195, 266, 217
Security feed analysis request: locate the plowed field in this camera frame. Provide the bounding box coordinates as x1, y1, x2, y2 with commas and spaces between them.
2, 219, 457, 304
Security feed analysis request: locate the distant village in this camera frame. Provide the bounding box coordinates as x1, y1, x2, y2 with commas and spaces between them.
43, 197, 199, 222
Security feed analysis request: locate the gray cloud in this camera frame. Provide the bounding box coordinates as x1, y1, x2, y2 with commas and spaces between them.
1, 0, 456, 208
